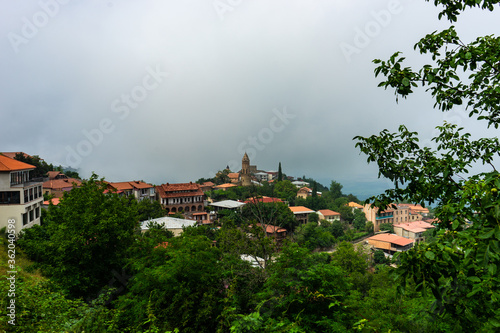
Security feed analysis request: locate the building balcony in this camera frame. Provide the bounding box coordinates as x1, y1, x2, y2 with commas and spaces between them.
376, 214, 393, 220
11, 177, 45, 188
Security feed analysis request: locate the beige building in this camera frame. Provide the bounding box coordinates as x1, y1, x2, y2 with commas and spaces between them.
363, 203, 429, 232
156, 182, 205, 215
289, 206, 315, 225
367, 233, 414, 253
107, 181, 156, 201
240, 153, 252, 186
317, 209, 341, 223
393, 220, 435, 243
43, 171, 82, 198
0, 155, 44, 233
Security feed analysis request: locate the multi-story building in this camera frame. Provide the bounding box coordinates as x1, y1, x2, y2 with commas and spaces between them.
156, 182, 205, 215
0, 155, 44, 233
107, 181, 156, 201
317, 209, 341, 223
393, 220, 435, 243
289, 206, 315, 225
43, 171, 82, 198
363, 203, 429, 232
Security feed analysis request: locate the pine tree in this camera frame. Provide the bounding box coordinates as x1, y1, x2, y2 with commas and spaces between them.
277, 162, 283, 182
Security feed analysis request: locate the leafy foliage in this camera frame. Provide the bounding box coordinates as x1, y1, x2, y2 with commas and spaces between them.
355, 0, 500, 330
17, 174, 139, 298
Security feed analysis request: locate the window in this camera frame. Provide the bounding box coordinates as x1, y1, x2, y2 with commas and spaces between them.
22, 213, 28, 225
29, 210, 34, 222
35, 206, 40, 219
0, 191, 21, 204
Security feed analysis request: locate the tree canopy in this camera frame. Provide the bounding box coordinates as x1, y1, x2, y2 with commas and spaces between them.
355, 0, 500, 330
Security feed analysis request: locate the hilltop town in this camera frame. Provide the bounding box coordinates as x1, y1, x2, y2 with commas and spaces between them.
1, 151, 435, 255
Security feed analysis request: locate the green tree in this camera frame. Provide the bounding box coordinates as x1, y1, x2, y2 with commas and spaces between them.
308, 212, 319, 223
352, 209, 367, 231
241, 200, 298, 232
277, 162, 283, 182
354, 1, 500, 330
365, 221, 374, 234
13, 153, 53, 178
373, 250, 388, 265
114, 235, 226, 333
214, 169, 231, 185
18, 174, 139, 298
294, 222, 336, 251
238, 243, 350, 332
329, 180, 343, 199
137, 199, 166, 221
379, 223, 394, 233
273, 180, 298, 202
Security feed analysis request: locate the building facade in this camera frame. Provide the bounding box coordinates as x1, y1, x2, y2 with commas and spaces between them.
156, 182, 205, 215
0, 155, 44, 233
363, 203, 429, 232
240, 153, 252, 186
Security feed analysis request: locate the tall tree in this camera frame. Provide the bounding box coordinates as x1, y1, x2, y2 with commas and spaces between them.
277, 162, 283, 182
354, 1, 500, 330
18, 174, 139, 298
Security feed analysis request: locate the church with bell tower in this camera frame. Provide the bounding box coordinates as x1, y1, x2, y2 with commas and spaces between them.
240, 152, 252, 186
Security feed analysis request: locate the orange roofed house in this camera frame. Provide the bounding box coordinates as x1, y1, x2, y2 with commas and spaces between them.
107, 181, 156, 201
393, 220, 435, 243
156, 182, 205, 215
289, 206, 316, 225
43, 171, 82, 198
317, 209, 341, 223
363, 203, 430, 232
366, 233, 414, 254
0, 154, 44, 233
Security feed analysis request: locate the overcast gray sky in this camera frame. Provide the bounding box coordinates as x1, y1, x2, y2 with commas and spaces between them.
1, 0, 499, 198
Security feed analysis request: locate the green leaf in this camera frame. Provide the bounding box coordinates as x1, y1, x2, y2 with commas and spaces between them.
425, 251, 435, 260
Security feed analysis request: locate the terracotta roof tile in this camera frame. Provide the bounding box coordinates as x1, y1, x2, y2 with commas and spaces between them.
318, 209, 340, 216
393, 221, 435, 232
156, 182, 204, 199
367, 234, 414, 247
43, 178, 82, 190
244, 196, 283, 204
348, 202, 364, 209
289, 206, 315, 214
0, 154, 36, 172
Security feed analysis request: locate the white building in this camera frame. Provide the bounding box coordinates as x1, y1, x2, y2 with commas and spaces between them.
140, 216, 198, 236
0, 155, 44, 233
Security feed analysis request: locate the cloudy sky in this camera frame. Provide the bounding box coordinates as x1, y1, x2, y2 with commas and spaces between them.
1, 0, 499, 198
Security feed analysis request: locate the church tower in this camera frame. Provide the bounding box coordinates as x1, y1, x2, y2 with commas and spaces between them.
241, 152, 251, 186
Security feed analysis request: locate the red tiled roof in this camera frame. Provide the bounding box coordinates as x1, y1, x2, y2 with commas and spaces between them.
348, 202, 364, 209
43, 198, 61, 205
47, 171, 64, 180
318, 209, 340, 216
393, 221, 435, 232
367, 234, 414, 247
109, 181, 152, 191
257, 223, 287, 234
201, 181, 215, 187
156, 182, 204, 198
228, 173, 239, 179
0, 155, 36, 172
289, 206, 315, 214
1, 152, 34, 159
244, 196, 283, 204
215, 183, 237, 189
43, 178, 82, 190
154, 242, 170, 249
